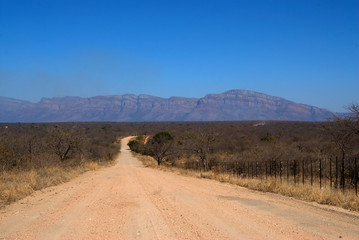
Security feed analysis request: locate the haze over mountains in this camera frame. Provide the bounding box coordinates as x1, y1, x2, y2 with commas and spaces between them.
0, 90, 333, 122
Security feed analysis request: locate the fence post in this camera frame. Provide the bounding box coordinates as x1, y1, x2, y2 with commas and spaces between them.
341, 156, 345, 193
310, 159, 313, 186
251, 162, 254, 179
335, 156, 339, 190
329, 158, 332, 190
243, 161, 245, 178
280, 161, 283, 184
302, 160, 305, 185
255, 162, 258, 178
287, 159, 289, 184
293, 160, 297, 185
319, 158, 322, 189
237, 162, 239, 176
355, 158, 358, 196
239, 162, 241, 177
265, 161, 268, 180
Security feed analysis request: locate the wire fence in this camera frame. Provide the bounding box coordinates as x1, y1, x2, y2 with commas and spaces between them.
185, 157, 359, 195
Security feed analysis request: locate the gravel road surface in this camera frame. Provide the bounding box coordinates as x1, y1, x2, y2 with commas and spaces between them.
1, 136, 359, 240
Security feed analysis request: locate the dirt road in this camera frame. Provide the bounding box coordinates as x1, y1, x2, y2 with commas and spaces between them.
1, 136, 359, 240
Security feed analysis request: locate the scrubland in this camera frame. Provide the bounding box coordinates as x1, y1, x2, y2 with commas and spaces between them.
129, 108, 359, 211
1, 106, 358, 211
0, 123, 120, 206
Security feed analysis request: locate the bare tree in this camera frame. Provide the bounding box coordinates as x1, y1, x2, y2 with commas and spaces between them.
185, 131, 217, 171
325, 116, 354, 191
345, 104, 359, 136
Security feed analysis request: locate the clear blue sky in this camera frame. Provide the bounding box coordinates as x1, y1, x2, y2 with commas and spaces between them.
0, 0, 358, 112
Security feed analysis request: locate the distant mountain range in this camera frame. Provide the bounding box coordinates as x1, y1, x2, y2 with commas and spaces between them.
0, 90, 334, 122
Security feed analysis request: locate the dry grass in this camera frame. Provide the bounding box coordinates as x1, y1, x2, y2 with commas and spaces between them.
136, 154, 359, 212
0, 160, 115, 207
202, 173, 359, 211
0, 139, 121, 207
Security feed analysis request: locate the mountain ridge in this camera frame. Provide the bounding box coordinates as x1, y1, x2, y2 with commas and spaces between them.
0, 90, 334, 122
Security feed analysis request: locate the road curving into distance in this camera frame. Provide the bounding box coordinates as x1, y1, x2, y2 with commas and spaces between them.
0, 136, 359, 239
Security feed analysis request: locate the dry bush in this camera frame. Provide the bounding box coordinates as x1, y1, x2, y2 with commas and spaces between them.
0, 123, 121, 207
0, 160, 116, 207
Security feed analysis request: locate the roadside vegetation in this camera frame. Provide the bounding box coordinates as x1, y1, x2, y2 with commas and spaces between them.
129, 104, 359, 211
137, 154, 359, 211
1, 104, 358, 211
0, 122, 121, 206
